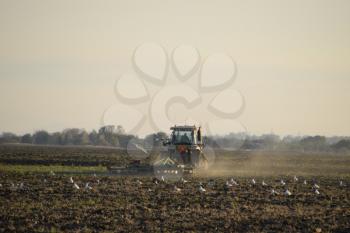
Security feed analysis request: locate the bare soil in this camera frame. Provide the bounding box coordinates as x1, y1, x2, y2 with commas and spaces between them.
0, 145, 349, 232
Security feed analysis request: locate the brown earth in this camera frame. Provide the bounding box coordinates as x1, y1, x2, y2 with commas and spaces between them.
0, 173, 349, 232
0, 144, 350, 232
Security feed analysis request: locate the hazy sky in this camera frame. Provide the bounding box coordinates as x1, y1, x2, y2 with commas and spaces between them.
1, 0, 349, 136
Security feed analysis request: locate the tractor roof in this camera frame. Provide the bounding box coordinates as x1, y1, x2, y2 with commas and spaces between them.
170, 125, 197, 131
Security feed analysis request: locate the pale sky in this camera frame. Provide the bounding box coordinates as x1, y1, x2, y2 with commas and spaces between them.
0, 0, 349, 136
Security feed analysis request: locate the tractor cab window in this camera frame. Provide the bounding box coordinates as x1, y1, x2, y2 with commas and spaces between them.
172, 130, 193, 145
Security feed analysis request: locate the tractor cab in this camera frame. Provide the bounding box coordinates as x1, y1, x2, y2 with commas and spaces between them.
164, 125, 207, 170
170, 125, 203, 146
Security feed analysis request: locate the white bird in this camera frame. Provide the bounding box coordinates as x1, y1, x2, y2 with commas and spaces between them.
251, 178, 256, 185
262, 180, 267, 186
161, 176, 165, 182
73, 183, 80, 190
148, 188, 152, 192
315, 189, 320, 195
340, 181, 345, 187
97, 179, 100, 184
136, 179, 143, 185
174, 186, 181, 192
226, 181, 233, 187
93, 173, 97, 177
199, 185, 206, 192
284, 189, 292, 196
19, 183, 24, 190
313, 183, 320, 189
43, 179, 47, 183
293, 176, 298, 182
181, 177, 188, 183
69, 177, 74, 183
303, 180, 307, 185
85, 182, 92, 190
271, 189, 279, 195
280, 179, 286, 186
230, 178, 238, 186
50, 170, 55, 176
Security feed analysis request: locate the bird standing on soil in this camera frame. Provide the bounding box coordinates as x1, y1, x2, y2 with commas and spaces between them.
226, 181, 233, 187
262, 180, 267, 186
85, 182, 92, 190
339, 180, 345, 187
136, 179, 143, 185
251, 178, 256, 185
230, 178, 238, 186
152, 178, 159, 185
315, 189, 320, 195
50, 170, 55, 176
73, 183, 80, 190
293, 176, 298, 182
181, 177, 188, 184
271, 189, 279, 195
313, 183, 320, 189
284, 189, 292, 196
199, 185, 206, 193
280, 179, 286, 186
303, 180, 307, 185
174, 186, 181, 192
69, 177, 74, 184
161, 176, 165, 182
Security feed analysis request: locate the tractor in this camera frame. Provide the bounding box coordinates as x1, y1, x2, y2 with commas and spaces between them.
163, 125, 207, 170
108, 125, 208, 176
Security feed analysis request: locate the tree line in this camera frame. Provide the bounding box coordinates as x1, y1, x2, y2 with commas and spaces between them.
0, 126, 131, 148
205, 133, 350, 153
1, 126, 350, 153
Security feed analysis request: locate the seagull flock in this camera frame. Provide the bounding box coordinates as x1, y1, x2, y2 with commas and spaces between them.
219, 176, 323, 196
0, 173, 347, 197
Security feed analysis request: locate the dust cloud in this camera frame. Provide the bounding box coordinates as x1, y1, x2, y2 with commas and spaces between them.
196, 150, 350, 178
